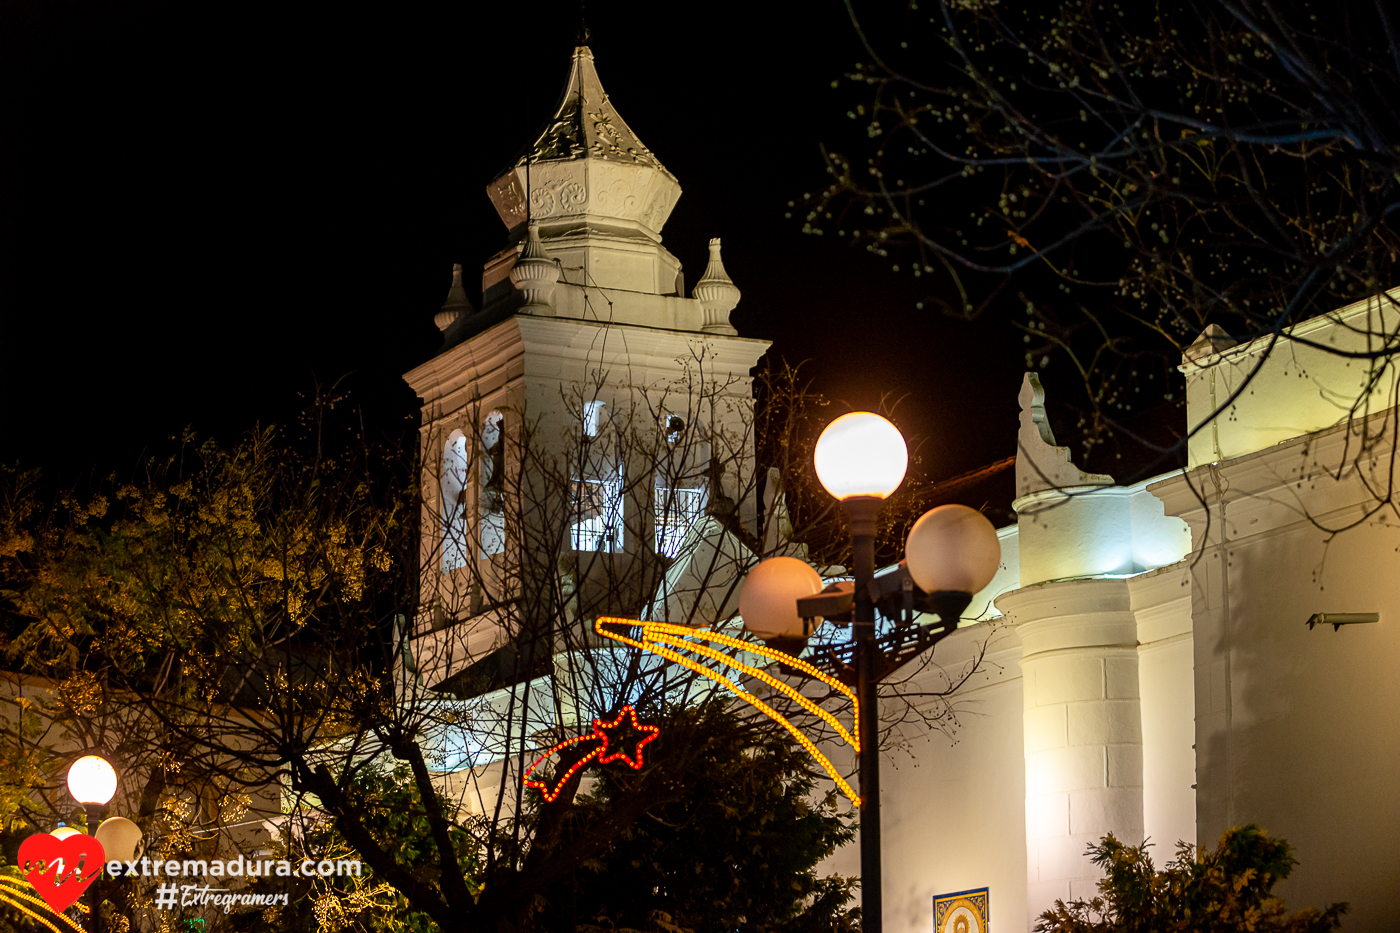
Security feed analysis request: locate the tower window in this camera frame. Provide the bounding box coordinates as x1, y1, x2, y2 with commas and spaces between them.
583, 400, 606, 438
441, 432, 469, 572
571, 463, 625, 553
480, 411, 506, 557
654, 482, 706, 558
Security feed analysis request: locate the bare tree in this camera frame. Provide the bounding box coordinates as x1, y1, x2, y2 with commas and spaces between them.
808, 0, 1400, 484
0, 359, 1000, 931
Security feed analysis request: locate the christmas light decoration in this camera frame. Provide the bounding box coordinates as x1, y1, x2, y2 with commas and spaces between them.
594, 617, 862, 806
523, 705, 660, 803
0, 875, 84, 933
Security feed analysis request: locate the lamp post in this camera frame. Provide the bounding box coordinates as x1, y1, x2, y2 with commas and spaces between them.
740, 412, 1000, 933
66, 754, 116, 933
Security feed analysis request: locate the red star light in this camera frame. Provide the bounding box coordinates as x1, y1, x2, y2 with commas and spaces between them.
593, 705, 660, 769
523, 704, 660, 803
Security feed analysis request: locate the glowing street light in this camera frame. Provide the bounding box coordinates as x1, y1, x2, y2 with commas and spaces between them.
812, 412, 909, 501
66, 756, 117, 808
741, 412, 1000, 933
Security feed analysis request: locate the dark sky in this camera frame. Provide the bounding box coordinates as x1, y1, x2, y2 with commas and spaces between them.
0, 0, 1022, 515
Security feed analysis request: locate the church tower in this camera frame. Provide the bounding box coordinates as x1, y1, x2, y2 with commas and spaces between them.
404, 45, 771, 694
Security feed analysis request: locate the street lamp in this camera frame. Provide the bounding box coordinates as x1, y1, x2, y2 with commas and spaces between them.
66, 754, 117, 933
67, 755, 116, 833
741, 412, 1000, 933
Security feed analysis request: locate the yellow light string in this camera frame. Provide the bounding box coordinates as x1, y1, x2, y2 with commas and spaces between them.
645, 629, 858, 751
0, 877, 83, 933
595, 617, 862, 806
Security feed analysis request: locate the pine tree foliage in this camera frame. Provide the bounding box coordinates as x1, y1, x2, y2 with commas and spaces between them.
1035, 825, 1347, 933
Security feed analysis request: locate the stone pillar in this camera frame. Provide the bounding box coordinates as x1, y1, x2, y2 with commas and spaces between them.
997, 578, 1144, 926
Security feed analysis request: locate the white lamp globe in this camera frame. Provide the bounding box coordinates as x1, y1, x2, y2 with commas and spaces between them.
813, 412, 908, 500
51, 824, 85, 840
905, 504, 1001, 594
95, 816, 145, 862
67, 755, 117, 806
740, 557, 825, 640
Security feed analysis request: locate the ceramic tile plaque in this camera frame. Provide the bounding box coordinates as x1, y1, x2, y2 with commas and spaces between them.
933, 887, 989, 933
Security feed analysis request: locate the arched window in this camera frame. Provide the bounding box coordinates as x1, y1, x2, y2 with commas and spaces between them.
480, 410, 506, 557
653, 412, 704, 557
441, 432, 469, 572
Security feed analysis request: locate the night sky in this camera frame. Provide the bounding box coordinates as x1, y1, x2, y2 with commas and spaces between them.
0, 1, 1023, 517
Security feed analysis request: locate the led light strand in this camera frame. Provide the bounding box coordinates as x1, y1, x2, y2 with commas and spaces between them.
594, 617, 861, 806
600, 617, 857, 716
597, 617, 858, 742
0, 877, 81, 933
594, 705, 661, 768
522, 704, 660, 803
647, 630, 857, 751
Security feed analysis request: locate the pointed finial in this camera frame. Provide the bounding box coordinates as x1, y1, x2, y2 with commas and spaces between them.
509, 221, 562, 314
576, 0, 590, 45
693, 238, 740, 335
435, 262, 473, 332
1183, 323, 1236, 363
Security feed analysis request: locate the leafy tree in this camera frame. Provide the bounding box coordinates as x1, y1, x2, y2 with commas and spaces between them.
1035, 825, 1347, 933
238, 765, 477, 933
0, 371, 931, 932
812, 0, 1400, 477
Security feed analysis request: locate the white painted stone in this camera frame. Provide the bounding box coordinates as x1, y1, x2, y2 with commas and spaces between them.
1031, 746, 1106, 794
1067, 699, 1142, 747
1028, 655, 1107, 706
1068, 787, 1143, 837
1025, 792, 1070, 840
1026, 880, 1070, 923
1105, 745, 1144, 789
1104, 657, 1141, 699
1023, 704, 1069, 753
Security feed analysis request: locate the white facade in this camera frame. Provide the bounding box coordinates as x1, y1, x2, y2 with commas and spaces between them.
402, 44, 1400, 932
826, 293, 1400, 932
403, 46, 769, 692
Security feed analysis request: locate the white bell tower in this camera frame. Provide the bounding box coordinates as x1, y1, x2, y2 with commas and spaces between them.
403, 44, 770, 692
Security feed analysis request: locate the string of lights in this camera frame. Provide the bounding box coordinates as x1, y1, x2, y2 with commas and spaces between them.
0, 877, 82, 933
641, 624, 858, 749
522, 705, 661, 803
594, 617, 862, 806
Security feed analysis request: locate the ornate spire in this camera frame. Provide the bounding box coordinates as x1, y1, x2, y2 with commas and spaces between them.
693, 239, 740, 335
435, 263, 473, 332
486, 47, 681, 239
509, 222, 561, 313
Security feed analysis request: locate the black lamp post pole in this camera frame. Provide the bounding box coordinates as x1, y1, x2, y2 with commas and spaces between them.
83, 804, 102, 933
844, 496, 883, 933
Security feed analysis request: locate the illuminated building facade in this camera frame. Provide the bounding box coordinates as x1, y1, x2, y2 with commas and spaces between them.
399, 42, 1400, 933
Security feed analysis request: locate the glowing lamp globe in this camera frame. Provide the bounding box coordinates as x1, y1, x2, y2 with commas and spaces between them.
96, 816, 144, 862
905, 504, 1001, 594
813, 412, 908, 500
67, 755, 117, 806
51, 824, 85, 841
740, 557, 825, 640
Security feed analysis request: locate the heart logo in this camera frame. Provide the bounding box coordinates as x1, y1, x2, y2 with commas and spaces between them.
18, 832, 106, 913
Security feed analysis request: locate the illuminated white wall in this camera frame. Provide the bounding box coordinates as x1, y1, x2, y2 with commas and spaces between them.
1154, 411, 1400, 930
818, 622, 1028, 933
1183, 289, 1400, 468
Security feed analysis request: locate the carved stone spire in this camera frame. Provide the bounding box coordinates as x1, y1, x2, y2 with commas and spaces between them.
693, 238, 740, 335
508, 221, 561, 313
485, 46, 681, 240
435, 263, 473, 332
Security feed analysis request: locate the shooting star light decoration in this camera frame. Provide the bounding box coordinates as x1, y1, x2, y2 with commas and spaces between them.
524, 704, 661, 802
594, 617, 861, 806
